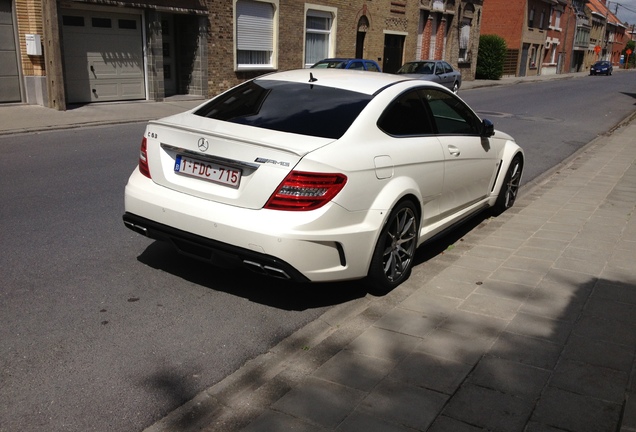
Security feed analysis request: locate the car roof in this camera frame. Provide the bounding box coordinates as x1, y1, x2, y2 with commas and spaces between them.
257, 69, 415, 95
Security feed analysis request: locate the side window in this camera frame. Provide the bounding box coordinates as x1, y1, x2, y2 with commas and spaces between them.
349, 61, 364, 70
378, 90, 434, 136
236, 0, 276, 69
443, 62, 453, 73
420, 89, 482, 135
366, 62, 380, 72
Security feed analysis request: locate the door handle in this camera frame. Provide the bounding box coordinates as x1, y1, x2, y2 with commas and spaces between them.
448, 146, 461, 157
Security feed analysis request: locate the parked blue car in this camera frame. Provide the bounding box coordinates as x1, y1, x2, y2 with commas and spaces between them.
311, 58, 382, 72
590, 61, 613, 76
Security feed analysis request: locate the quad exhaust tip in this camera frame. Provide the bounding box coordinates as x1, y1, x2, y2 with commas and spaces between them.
243, 260, 291, 280
124, 221, 148, 236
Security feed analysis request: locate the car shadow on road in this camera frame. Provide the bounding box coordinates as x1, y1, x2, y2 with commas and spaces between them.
136, 241, 368, 311
135, 208, 493, 311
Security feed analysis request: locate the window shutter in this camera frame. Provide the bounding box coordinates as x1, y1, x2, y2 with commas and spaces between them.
236, 0, 273, 51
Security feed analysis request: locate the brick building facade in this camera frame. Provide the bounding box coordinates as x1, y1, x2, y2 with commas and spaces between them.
481, 0, 627, 77
2, 0, 483, 109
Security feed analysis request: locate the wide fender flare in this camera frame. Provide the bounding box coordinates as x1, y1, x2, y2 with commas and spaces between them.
363, 175, 426, 239
491, 140, 524, 200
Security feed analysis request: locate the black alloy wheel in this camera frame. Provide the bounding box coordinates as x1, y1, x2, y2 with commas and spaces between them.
494, 154, 523, 214
367, 201, 419, 294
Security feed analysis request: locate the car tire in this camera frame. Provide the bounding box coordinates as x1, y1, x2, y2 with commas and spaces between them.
493, 154, 523, 214
367, 200, 419, 294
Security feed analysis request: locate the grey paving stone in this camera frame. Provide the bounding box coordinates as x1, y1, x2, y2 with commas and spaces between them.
397, 290, 463, 318
489, 332, 563, 370
466, 244, 518, 260
607, 249, 636, 271
513, 245, 563, 262
549, 209, 593, 226
600, 267, 636, 286
505, 312, 573, 345
436, 265, 492, 284
359, 380, 448, 431
442, 383, 533, 432
312, 350, 395, 392
562, 245, 613, 264
502, 255, 554, 274
467, 356, 551, 401
419, 277, 479, 300
347, 327, 420, 362
458, 292, 522, 320
271, 377, 365, 429
490, 227, 536, 241
373, 307, 442, 338
520, 289, 585, 322
583, 296, 636, 324
531, 386, 622, 432
542, 267, 599, 286
428, 415, 485, 432
453, 254, 506, 272
553, 255, 606, 276
489, 266, 546, 288
389, 350, 473, 394
570, 231, 622, 250
524, 420, 582, 432
524, 236, 570, 252
415, 328, 495, 365
574, 314, 636, 346
532, 228, 577, 242
474, 279, 535, 302
240, 409, 326, 432
478, 234, 527, 250
592, 280, 636, 304
439, 309, 509, 340
551, 359, 629, 404
562, 335, 634, 372
335, 411, 411, 432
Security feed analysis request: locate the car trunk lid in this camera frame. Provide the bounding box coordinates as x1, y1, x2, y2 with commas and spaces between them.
143, 112, 334, 210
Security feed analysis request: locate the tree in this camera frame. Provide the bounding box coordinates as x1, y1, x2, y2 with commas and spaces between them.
476, 35, 507, 80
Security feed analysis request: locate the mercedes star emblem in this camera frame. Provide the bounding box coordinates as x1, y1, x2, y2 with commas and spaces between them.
197, 137, 209, 152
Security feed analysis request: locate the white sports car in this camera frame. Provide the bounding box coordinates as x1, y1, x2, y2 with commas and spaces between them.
123, 69, 523, 292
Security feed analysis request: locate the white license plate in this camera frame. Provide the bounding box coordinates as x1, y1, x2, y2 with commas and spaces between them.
174, 155, 241, 188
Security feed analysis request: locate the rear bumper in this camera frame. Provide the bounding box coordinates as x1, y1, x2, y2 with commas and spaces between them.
123, 169, 385, 282
123, 212, 309, 282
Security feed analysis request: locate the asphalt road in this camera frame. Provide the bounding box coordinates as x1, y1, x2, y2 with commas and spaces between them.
1, 72, 635, 432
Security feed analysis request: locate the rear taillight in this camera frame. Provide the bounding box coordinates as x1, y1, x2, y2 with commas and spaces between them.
139, 137, 151, 178
265, 171, 347, 211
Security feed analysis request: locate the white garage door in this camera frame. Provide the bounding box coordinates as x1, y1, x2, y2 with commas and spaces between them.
61, 9, 145, 103
0, 0, 21, 103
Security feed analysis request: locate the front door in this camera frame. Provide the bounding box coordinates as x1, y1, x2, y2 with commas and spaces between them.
383, 34, 404, 74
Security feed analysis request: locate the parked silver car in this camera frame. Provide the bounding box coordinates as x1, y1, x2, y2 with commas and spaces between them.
396, 60, 462, 93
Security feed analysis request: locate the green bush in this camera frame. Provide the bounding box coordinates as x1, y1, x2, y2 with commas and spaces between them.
476, 35, 507, 80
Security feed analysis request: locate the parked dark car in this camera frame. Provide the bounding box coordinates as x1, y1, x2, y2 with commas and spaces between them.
311, 58, 382, 72
590, 61, 613, 76
395, 60, 462, 93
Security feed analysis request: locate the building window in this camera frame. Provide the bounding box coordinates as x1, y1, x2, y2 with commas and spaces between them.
459, 18, 471, 62
554, 10, 561, 29
528, 7, 535, 28
236, 0, 276, 69
305, 9, 334, 67
539, 10, 545, 29
62, 15, 85, 27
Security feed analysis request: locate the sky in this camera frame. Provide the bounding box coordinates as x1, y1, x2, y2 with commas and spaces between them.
612, 0, 636, 26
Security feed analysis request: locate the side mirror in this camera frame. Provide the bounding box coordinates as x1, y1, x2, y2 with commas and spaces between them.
481, 119, 495, 138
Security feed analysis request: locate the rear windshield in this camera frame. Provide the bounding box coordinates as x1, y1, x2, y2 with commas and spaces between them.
194, 79, 372, 139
